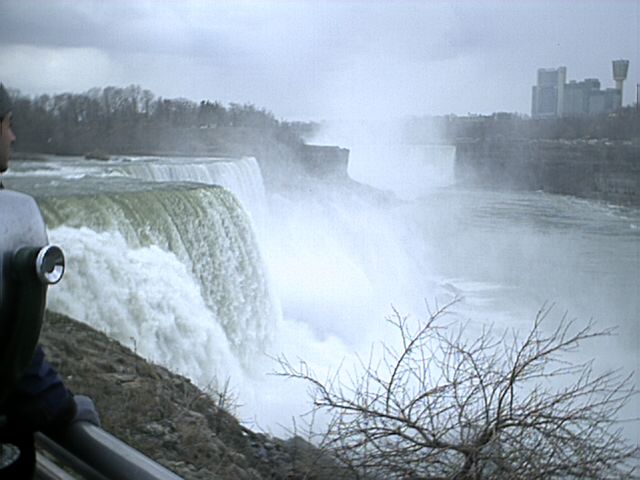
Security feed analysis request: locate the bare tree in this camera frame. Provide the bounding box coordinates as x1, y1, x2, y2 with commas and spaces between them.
277, 302, 638, 479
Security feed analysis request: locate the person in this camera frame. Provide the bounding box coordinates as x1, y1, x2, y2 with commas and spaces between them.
0, 85, 14, 176
0, 83, 87, 478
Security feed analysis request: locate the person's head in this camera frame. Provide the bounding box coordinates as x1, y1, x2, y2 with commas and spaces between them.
0, 84, 15, 173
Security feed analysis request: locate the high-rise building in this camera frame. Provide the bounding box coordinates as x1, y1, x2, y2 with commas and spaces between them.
531, 67, 566, 118
531, 61, 628, 118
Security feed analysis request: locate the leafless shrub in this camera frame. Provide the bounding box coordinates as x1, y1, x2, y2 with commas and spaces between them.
210, 377, 241, 416
277, 302, 638, 479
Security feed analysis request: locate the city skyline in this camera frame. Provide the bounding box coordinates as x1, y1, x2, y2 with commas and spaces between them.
1, 1, 638, 121
532, 60, 630, 118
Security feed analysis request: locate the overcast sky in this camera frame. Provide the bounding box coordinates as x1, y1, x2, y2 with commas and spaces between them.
0, 0, 638, 121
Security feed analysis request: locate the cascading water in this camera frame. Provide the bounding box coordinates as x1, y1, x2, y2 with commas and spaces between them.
6, 153, 432, 430
5, 147, 639, 440
114, 156, 268, 235
6, 156, 279, 395
47, 225, 245, 385
40, 184, 275, 367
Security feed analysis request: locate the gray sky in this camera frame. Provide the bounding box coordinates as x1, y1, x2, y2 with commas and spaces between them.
1, 0, 638, 121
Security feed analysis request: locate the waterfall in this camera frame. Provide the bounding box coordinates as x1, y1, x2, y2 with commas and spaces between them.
39, 183, 277, 372
8, 152, 437, 431
117, 156, 267, 233
10, 149, 637, 440
47, 225, 245, 386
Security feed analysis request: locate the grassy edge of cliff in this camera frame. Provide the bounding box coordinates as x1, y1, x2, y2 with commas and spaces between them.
39, 310, 348, 480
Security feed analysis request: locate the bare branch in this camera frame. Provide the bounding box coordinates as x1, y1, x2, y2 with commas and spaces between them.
276, 304, 639, 479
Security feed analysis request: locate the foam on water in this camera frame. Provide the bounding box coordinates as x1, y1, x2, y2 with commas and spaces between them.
263, 185, 437, 345
39, 184, 277, 369
10, 149, 638, 440
48, 226, 244, 387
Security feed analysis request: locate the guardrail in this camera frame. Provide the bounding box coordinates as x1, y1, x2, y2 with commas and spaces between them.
35, 422, 183, 480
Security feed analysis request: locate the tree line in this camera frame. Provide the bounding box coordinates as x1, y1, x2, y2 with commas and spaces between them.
8, 85, 306, 156
404, 106, 640, 144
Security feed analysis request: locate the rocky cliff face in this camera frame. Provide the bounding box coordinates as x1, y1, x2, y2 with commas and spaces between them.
297, 145, 350, 179
455, 139, 640, 205
39, 311, 349, 480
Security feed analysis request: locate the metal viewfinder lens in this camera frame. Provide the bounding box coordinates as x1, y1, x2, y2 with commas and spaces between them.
35, 245, 65, 285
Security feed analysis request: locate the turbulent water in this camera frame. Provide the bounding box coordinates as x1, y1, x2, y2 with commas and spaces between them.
4, 149, 639, 439
5, 156, 275, 387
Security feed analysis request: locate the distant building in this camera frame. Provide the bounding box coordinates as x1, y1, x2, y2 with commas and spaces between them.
563, 79, 622, 117
612, 60, 630, 98
531, 60, 628, 118
531, 67, 566, 118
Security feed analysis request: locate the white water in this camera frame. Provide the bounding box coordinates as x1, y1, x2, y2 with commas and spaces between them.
117, 156, 268, 235
6, 150, 639, 440
48, 226, 244, 386
38, 184, 276, 368
8, 155, 267, 232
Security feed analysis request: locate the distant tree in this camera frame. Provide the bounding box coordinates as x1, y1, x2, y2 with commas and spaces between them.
8, 84, 304, 156
278, 303, 638, 479
406, 109, 640, 143
198, 100, 226, 127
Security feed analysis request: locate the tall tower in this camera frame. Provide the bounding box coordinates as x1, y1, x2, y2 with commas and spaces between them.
612, 59, 629, 100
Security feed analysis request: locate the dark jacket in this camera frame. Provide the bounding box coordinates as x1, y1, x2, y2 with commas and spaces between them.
0, 345, 76, 435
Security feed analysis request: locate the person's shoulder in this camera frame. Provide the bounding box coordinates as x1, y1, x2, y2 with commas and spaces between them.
0, 189, 41, 215
0, 189, 47, 248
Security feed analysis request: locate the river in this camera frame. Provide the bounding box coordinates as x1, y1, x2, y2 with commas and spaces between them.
4, 148, 639, 442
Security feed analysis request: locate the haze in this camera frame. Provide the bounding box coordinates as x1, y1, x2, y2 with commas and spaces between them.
1, 0, 638, 121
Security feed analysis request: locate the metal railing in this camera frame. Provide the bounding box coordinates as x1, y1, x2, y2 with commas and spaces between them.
35, 422, 183, 480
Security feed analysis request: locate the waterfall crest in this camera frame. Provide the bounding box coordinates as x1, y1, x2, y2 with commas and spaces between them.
39, 183, 276, 368
118, 156, 267, 231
